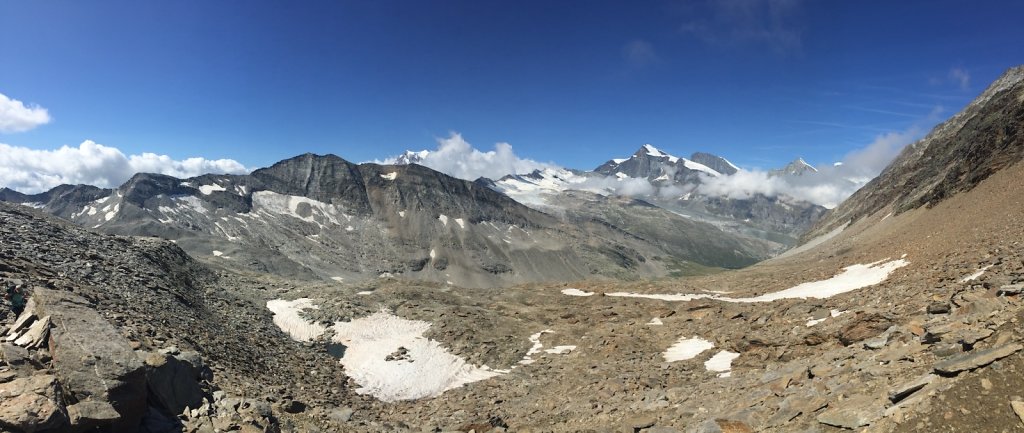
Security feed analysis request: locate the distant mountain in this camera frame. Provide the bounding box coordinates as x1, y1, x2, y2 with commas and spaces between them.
392, 150, 430, 165
1, 153, 773, 287
594, 144, 722, 183
771, 158, 818, 176
806, 65, 1024, 240
690, 152, 740, 175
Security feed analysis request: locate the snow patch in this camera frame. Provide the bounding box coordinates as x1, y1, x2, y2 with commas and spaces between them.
544, 346, 576, 355
266, 298, 328, 342
380, 172, 398, 180
330, 311, 504, 402
198, 184, 226, 195
398, 211, 406, 218
454, 218, 465, 229
561, 288, 594, 297
330, 277, 344, 282
663, 337, 714, 362
438, 214, 448, 226
212, 250, 223, 257
704, 350, 740, 377
647, 317, 663, 326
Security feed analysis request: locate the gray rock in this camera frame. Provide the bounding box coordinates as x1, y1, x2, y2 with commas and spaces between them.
888, 374, 937, 403
934, 343, 1023, 375
68, 400, 121, 429
816, 395, 883, 429
329, 407, 354, 423
144, 351, 206, 416
997, 284, 1024, 296
13, 315, 49, 348
35, 288, 147, 431
0, 374, 67, 432
927, 301, 951, 314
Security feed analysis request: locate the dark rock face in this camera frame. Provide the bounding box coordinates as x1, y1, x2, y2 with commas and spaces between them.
806, 66, 1024, 239
35, 288, 148, 431
691, 152, 739, 175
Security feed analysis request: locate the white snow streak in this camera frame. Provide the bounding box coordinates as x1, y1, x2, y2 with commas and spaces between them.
961, 264, 994, 282
561, 288, 594, 297
604, 258, 909, 303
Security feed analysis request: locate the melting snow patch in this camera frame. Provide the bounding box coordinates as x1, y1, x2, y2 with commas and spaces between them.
454, 218, 465, 229
330, 311, 503, 402
399, 211, 406, 218
266, 298, 328, 342
380, 172, 398, 180
601, 258, 909, 303
807, 309, 846, 326
519, 330, 553, 365
647, 318, 663, 326
356, 291, 373, 295
704, 350, 739, 377
345, 226, 355, 231
664, 337, 714, 362
330, 277, 344, 282
544, 346, 576, 355
438, 214, 448, 226
561, 288, 594, 297
961, 264, 994, 282
198, 184, 226, 195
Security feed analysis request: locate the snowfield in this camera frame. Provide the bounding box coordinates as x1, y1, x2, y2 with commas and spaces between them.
704, 350, 740, 377
331, 311, 504, 402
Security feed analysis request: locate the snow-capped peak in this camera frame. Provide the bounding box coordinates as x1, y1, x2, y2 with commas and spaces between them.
642, 144, 665, 157
393, 150, 430, 165
795, 158, 818, 172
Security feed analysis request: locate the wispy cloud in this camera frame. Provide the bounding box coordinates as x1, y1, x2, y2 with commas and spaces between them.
0, 140, 249, 194
622, 39, 659, 68
680, 0, 803, 55
0, 92, 51, 133
949, 67, 971, 91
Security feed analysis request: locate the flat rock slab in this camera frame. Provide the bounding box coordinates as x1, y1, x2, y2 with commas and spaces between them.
1011, 401, 1024, 425
934, 343, 1023, 375
35, 288, 147, 431
889, 373, 937, 403
816, 394, 884, 429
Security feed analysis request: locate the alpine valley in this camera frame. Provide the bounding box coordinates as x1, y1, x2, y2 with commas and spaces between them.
1, 66, 1024, 433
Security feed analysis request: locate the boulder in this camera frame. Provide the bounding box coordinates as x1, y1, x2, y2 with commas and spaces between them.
67, 400, 121, 430
837, 313, 892, 346
0, 374, 67, 433
144, 351, 205, 415
34, 288, 147, 432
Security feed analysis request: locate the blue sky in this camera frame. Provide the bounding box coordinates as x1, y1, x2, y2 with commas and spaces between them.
1, 0, 1022, 179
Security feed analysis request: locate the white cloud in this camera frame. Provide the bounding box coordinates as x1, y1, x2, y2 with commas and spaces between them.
0, 140, 248, 194
0, 92, 51, 133
697, 127, 924, 208
380, 132, 555, 181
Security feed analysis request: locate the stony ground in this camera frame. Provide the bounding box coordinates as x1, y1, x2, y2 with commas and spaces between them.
2, 161, 1024, 432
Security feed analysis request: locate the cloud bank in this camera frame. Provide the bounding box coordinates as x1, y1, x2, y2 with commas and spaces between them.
0, 92, 51, 133
0, 140, 249, 194
697, 127, 923, 208
380, 133, 555, 181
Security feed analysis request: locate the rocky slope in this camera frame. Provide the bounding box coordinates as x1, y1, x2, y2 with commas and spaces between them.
806, 65, 1024, 240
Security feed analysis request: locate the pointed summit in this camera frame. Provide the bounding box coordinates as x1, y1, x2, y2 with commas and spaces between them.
774, 158, 818, 176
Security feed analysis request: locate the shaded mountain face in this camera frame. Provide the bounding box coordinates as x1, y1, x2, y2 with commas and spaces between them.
0, 153, 772, 287
806, 66, 1024, 240
771, 158, 818, 176
690, 152, 739, 175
